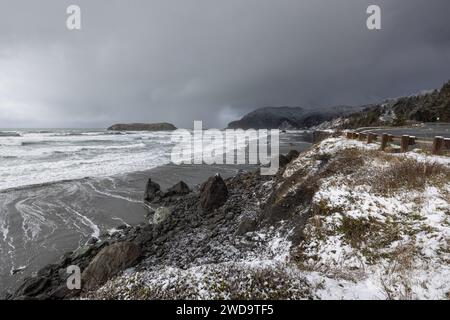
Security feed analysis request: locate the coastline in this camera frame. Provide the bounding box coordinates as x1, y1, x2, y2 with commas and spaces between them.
0, 163, 256, 295
1, 132, 311, 296
5, 136, 450, 300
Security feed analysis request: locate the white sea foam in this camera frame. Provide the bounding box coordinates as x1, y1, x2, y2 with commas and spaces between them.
0, 129, 182, 191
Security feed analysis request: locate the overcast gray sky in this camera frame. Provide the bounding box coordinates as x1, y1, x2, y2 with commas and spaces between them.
0, 0, 449, 128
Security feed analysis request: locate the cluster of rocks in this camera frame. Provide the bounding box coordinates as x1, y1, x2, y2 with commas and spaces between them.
7, 151, 304, 300
144, 179, 191, 203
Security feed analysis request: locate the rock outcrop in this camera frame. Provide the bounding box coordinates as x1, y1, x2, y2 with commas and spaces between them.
145, 180, 191, 203
286, 149, 300, 162
107, 123, 177, 131
144, 179, 162, 202
199, 174, 228, 212
81, 242, 142, 291
165, 181, 190, 197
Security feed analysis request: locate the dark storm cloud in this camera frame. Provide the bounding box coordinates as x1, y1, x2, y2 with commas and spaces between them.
0, 0, 450, 128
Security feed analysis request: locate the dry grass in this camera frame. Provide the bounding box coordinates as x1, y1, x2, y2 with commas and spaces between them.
322, 148, 366, 176
379, 242, 417, 300
322, 148, 450, 195
369, 159, 450, 195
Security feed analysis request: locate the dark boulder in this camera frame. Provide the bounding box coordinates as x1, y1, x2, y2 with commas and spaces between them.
81, 242, 142, 292
279, 154, 290, 168
144, 179, 162, 202
166, 181, 190, 197
199, 174, 228, 212
286, 149, 300, 162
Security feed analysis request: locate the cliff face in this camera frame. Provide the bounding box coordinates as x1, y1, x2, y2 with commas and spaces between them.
227, 106, 360, 130
107, 123, 177, 131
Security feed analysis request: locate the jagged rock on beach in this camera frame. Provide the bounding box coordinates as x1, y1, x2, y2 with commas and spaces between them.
165, 181, 190, 197
279, 154, 290, 168
199, 174, 228, 212
286, 149, 300, 162
144, 179, 162, 202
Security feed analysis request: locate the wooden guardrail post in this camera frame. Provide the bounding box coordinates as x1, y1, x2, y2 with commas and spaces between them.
409, 136, 416, 146
400, 135, 409, 153
346, 132, 352, 139
359, 133, 366, 141
381, 133, 389, 151
432, 136, 444, 155
367, 133, 373, 144
444, 138, 450, 150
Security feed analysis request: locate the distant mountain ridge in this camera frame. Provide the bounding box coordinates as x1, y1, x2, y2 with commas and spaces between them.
341, 80, 450, 129
227, 105, 361, 130
227, 79, 450, 130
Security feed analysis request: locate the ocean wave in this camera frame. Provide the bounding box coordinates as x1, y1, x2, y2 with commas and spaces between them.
20, 141, 47, 146
79, 143, 146, 152
0, 132, 21, 137
20, 139, 121, 146
51, 133, 84, 137
101, 132, 124, 135
31, 143, 147, 156
27, 130, 54, 134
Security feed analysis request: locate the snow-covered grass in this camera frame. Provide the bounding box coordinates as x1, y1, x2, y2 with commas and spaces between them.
293, 138, 450, 299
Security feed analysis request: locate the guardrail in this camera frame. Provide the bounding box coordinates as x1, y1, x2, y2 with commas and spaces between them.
344, 131, 450, 155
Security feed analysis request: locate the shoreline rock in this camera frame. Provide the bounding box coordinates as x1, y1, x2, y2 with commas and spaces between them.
81, 242, 142, 292
199, 174, 228, 212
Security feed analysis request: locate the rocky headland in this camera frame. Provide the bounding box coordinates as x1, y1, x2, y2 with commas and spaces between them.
227, 106, 362, 130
